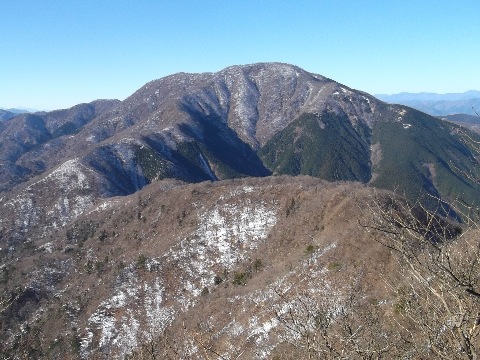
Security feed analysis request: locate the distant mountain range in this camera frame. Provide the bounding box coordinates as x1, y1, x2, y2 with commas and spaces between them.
376, 91, 480, 116
0, 108, 32, 121
0, 109, 15, 121
4, 107, 37, 113
376, 90, 480, 102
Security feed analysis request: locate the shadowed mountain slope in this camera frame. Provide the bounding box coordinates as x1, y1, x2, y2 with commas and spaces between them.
1, 63, 480, 358
1, 63, 480, 249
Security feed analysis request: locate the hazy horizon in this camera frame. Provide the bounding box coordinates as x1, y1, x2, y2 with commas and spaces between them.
2, 87, 480, 113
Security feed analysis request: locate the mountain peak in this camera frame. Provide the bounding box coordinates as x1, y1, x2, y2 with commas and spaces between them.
2, 63, 480, 358
2, 63, 478, 205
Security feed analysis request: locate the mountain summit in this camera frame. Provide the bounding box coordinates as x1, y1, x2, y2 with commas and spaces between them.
1, 63, 480, 358
1, 63, 480, 240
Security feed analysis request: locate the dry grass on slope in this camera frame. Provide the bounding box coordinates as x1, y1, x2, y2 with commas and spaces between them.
4, 176, 473, 359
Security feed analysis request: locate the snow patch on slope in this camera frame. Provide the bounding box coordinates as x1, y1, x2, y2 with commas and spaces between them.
200, 241, 340, 359
81, 194, 278, 358
1, 158, 96, 238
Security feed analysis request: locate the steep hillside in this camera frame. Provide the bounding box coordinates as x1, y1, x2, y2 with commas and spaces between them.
0, 177, 405, 359
370, 107, 480, 206
0, 100, 121, 192
3, 176, 477, 359
1, 64, 480, 263
1, 63, 480, 358
259, 102, 480, 206
439, 114, 480, 134
259, 111, 371, 181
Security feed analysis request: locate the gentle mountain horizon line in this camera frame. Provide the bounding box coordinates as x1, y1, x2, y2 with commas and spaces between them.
0, 107, 39, 113
378, 89, 480, 94
4, 60, 479, 115
375, 90, 480, 116
1, 61, 479, 204
375, 90, 480, 102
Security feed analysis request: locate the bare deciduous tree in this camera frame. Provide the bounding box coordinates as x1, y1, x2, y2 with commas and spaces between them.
270, 275, 410, 359
363, 192, 480, 359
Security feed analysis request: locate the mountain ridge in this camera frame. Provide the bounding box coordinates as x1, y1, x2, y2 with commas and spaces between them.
1, 63, 480, 358
1, 63, 479, 217
0, 109, 16, 121
376, 90, 480, 102
376, 90, 480, 116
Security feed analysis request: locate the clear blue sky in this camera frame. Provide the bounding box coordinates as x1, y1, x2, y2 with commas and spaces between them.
1, 0, 479, 110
